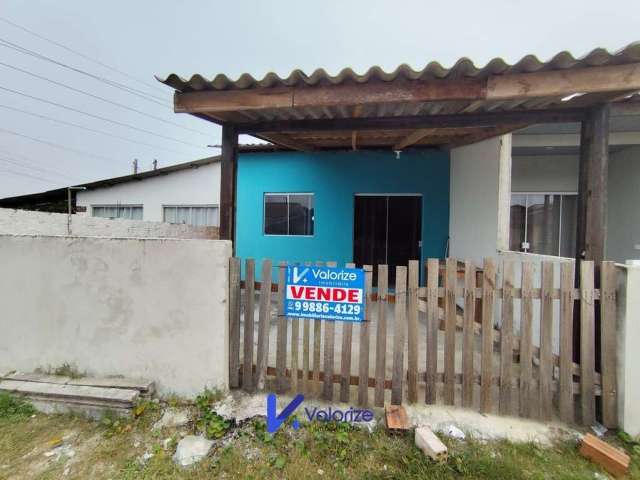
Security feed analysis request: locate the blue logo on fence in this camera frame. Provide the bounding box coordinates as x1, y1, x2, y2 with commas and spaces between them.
266, 393, 304, 433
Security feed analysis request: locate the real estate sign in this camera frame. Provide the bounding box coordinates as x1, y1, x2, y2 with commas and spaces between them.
284, 265, 365, 322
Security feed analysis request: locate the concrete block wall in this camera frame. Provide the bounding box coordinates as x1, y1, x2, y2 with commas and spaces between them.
0, 234, 232, 397
0, 207, 218, 239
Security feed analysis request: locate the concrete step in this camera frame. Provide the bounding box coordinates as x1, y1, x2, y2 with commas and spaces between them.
0, 373, 153, 418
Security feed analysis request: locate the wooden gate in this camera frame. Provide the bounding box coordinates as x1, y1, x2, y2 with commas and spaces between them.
228, 258, 618, 427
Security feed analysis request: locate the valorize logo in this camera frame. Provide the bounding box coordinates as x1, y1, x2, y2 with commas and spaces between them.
266, 393, 375, 433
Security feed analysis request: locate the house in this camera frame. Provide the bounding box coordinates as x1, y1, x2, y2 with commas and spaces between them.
157, 43, 640, 278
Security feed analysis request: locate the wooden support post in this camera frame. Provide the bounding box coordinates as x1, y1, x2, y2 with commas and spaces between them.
576, 105, 610, 263
220, 125, 238, 245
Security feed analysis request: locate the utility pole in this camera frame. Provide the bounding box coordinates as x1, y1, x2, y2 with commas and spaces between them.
152, 159, 158, 170
67, 186, 87, 235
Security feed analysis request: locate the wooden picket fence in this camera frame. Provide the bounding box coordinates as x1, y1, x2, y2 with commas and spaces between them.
228, 257, 619, 427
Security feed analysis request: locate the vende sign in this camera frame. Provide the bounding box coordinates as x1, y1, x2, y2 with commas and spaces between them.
284, 265, 365, 322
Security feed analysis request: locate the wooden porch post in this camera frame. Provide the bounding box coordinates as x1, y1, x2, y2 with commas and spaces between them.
220, 124, 238, 246
576, 104, 610, 264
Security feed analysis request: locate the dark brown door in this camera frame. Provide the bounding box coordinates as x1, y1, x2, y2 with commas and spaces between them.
353, 195, 422, 284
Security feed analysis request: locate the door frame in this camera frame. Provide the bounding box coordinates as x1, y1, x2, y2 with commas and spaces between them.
352, 193, 423, 265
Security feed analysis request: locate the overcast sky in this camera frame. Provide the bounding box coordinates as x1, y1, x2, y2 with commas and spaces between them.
0, 0, 638, 197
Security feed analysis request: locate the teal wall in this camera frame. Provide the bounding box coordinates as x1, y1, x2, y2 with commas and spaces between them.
236, 150, 450, 279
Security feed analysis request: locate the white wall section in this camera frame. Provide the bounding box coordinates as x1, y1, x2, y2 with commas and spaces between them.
0, 235, 231, 396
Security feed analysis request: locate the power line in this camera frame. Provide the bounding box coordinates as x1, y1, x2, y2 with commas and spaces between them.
0, 145, 74, 178
0, 84, 207, 149
0, 37, 167, 106
1, 168, 59, 184
0, 15, 167, 95
0, 156, 79, 182
0, 126, 120, 163
0, 61, 210, 137
0, 102, 191, 155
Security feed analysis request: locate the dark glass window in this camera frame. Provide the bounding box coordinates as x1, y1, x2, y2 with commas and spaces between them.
264, 193, 314, 236
510, 193, 577, 257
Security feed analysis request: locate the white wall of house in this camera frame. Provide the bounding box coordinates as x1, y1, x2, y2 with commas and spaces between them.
512, 147, 640, 262
608, 145, 640, 262
76, 161, 220, 223
449, 135, 511, 265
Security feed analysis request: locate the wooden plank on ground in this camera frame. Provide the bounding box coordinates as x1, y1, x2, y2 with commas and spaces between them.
580, 260, 596, 426
276, 262, 288, 394
358, 265, 373, 406
374, 264, 389, 407
407, 260, 420, 404
323, 261, 338, 401
339, 262, 356, 403
256, 259, 273, 390
559, 262, 575, 424
0, 380, 139, 407
444, 258, 457, 405
600, 261, 618, 428
539, 261, 554, 421
519, 262, 534, 418
499, 260, 514, 415
392, 266, 407, 405
462, 260, 476, 408
242, 259, 256, 392
385, 405, 410, 431
228, 257, 242, 388
580, 433, 630, 478
425, 259, 439, 404
480, 258, 496, 413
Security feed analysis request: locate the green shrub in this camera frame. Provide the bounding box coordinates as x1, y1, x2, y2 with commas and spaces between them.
0, 393, 35, 420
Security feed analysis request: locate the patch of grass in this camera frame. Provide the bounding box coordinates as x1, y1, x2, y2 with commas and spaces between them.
0, 392, 35, 421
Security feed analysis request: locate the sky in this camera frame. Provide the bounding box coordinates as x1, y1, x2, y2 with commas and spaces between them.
0, 0, 638, 198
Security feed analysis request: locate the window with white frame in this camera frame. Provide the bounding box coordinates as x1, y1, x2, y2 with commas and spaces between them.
264, 193, 314, 236
92, 205, 143, 220
510, 193, 577, 257
163, 205, 219, 227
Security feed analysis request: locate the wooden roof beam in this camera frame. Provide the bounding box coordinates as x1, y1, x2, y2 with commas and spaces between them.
237, 108, 587, 134
174, 63, 640, 115
394, 128, 440, 150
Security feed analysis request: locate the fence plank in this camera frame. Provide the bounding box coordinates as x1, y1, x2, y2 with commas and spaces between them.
444, 258, 457, 405
559, 262, 575, 424
580, 260, 596, 426
374, 265, 389, 407
256, 259, 273, 390
242, 259, 256, 392
339, 262, 356, 403
425, 259, 439, 404
539, 262, 554, 421
499, 260, 514, 415
462, 260, 476, 408
407, 260, 420, 404
276, 262, 288, 394
358, 265, 373, 406
312, 262, 324, 396
600, 261, 618, 428
480, 258, 496, 413
229, 257, 241, 388
392, 266, 408, 405
302, 262, 312, 394
290, 319, 300, 394
519, 262, 534, 418
322, 261, 338, 401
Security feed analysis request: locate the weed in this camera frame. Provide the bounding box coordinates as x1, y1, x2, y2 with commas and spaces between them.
0, 393, 35, 421
194, 388, 231, 439
36, 363, 86, 379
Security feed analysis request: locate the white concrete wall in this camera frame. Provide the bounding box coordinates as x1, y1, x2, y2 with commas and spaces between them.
0, 207, 217, 239
608, 146, 640, 262
618, 261, 640, 436
0, 234, 232, 397
449, 136, 511, 264
76, 161, 220, 223
511, 155, 579, 192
